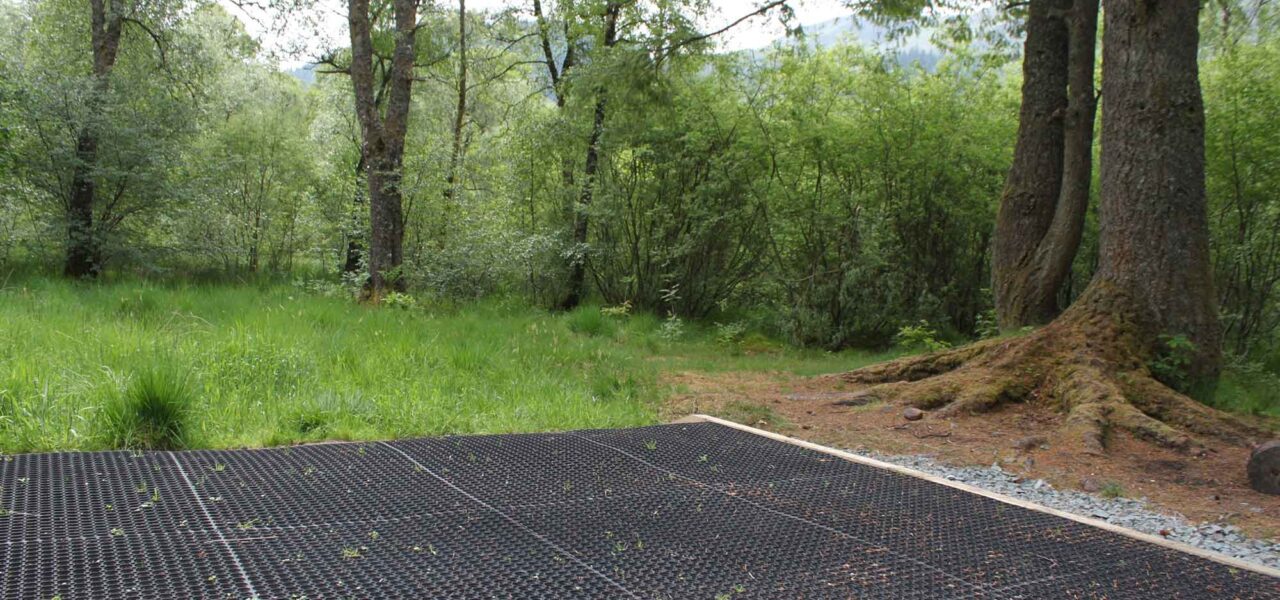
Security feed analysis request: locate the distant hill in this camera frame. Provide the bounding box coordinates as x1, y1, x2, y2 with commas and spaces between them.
281, 15, 943, 85
287, 63, 316, 85
754, 15, 942, 70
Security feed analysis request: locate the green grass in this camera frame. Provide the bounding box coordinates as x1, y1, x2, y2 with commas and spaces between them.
4, 276, 1270, 453
0, 277, 883, 452
99, 365, 194, 450
1209, 363, 1280, 418
712, 401, 790, 428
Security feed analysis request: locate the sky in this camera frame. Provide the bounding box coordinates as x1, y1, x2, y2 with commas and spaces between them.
218, 0, 857, 68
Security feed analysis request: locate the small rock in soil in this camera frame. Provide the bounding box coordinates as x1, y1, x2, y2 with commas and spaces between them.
1080, 477, 1101, 493
902, 407, 924, 421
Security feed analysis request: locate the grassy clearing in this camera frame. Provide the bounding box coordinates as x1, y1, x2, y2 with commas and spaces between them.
0, 277, 882, 452
2, 277, 1271, 453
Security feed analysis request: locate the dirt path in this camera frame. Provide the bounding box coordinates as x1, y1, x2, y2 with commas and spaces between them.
661, 369, 1280, 541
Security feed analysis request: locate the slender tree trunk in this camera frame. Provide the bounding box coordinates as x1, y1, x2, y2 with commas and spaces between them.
342, 152, 366, 276
443, 0, 467, 206
1029, 0, 1098, 314
65, 132, 101, 278
532, 0, 580, 238
249, 208, 261, 272
1097, 0, 1220, 378
560, 2, 619, 310
348, 0, 416, 297
991, 0, 1071, 325
65, 0, 122, 278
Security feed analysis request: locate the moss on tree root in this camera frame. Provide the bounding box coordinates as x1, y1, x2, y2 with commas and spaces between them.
837, 285, 1269, 455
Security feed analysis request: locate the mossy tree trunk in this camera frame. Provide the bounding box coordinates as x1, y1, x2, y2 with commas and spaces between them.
992, 0, 1098, 328
348, 0, 416, 297
840, 0, 1264, 455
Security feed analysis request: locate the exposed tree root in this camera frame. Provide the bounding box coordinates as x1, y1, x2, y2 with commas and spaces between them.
833, 285, 1271, 455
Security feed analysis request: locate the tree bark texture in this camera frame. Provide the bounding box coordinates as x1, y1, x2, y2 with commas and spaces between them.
65, 0, 123, 278
1097, 0, 1221, 378
349, 0, 417, 297
992, 0, 1098, 328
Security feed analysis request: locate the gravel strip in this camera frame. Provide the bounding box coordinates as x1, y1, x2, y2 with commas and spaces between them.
844, 447, 1280, 571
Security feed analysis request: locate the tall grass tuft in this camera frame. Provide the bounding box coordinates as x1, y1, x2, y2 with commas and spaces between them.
565, 306, 616, 338
100, 367, 195, 450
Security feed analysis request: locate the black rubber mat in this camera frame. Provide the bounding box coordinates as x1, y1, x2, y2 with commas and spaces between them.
2, 421, 1276, 599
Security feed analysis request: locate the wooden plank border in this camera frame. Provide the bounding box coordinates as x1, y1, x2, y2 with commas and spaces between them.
676, 413, 1280, 579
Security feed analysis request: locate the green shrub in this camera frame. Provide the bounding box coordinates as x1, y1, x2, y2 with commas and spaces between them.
1148, 334, 1196, 393
975, 308, 1001, 340
600, 301, 632, 318
381, 291, 418, 311
714, 321, 748, 347
1212, 359, 1280, 417
565, 306, 616, 337
658, 314, 685, 341
738, 332, 782, 354
894, 321, 950, 353
100, 368, 195, 450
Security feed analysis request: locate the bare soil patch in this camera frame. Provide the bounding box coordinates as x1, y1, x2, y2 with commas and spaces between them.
661, 369, 1280, 540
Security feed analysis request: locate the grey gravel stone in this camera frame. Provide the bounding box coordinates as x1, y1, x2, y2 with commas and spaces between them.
845, 447, 1280, 571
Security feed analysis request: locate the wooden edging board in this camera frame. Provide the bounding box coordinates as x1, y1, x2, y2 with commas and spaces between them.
676, 413, 1280, 579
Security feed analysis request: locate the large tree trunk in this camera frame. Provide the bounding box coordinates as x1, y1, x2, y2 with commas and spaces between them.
992, 0, 1098, 328
1096, 0, 1221, 379
366, 155, 406, 294
991, 0, 1070, 325
835, 0, 1263, 455
64, 0, 122, 278
348, 0, 416, 298
1029, 0, 1098, 316
559, 1, 619, 311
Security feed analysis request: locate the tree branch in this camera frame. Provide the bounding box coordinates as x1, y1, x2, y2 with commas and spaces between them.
121, 17, 166, 67
659, 0, 790, 58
